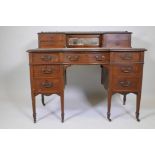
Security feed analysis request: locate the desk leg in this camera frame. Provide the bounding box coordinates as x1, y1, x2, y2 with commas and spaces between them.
32, 94, 36, 123
41, 94, 45, 106
60, 93, 64, 123
136, 92, 141, 122
107, 91, 112, 122
123, 94, 127, 105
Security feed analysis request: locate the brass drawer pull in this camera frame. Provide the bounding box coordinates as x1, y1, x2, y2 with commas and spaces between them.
42, 68, 53, 74
67, 55, 80, 61
120, 53, 133, 60
121, 66, 133, 73
41, 81, 53, 88
41, 55, 52, 61
119, 81, 131, 87
95, 55, 105, 61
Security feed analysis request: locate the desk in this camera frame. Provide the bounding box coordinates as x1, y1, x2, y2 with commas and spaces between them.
27, 31, 147, 123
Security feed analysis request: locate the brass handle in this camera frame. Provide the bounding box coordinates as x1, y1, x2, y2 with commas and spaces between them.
41, 81, 53, 88
95, 55, 105, 61
67, 55, 80, 61
42, 68, 53, 74
41, 55, 52, 61
119, 81, 131, 87
121, 66, 133, 73
120, 53, 133, 60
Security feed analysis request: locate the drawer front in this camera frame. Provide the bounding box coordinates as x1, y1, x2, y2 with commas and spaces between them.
112, 77, 139, 91
33, 65, 60, 78
31, 53, 60, 64
34, 79, 60, 93
111, 52, 142, 63
38, 34, 65, 48
112, 64, 142, 76
104, 34, 131, 48
64, 53, 109, 64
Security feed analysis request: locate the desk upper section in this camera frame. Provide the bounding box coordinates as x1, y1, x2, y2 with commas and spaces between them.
38, 31, 132, 48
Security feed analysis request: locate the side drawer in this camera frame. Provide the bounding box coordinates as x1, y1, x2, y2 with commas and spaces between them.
112, 77, 140, 92
33, 65, 60, 78
110, 52, 143, 63
64, 52, 109, 64
34, 78, 60, 94
112, 64, 143, 76
31, 53, 60, 64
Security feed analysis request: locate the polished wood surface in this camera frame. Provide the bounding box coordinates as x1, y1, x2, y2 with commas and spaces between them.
27, 31, 147, 123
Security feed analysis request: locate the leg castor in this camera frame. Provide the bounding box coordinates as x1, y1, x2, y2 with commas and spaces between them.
61, 113, 64, 123
33, 113, 36, 123
136, 112, 140, 122
107, 112, 112, 122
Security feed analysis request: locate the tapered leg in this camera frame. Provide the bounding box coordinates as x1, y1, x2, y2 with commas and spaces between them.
123, 94, 127, 105
107, 92, 112, 122
64, 69, 67, 85
101, 65, 103, 84
60, 93, 64, 123
136, 92, 141, 122
41, 94, 45, 106
32, 94, 36, 123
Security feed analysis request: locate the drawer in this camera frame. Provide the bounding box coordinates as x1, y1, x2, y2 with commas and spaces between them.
33, 65, 60, 78
112, 77, 139, 92
104, 34, 131, 48
64, 52, 109, 64
38, 33, 65, 48
110, 52, 142, 63
34, 79, 60, 93
112, 64, 142, 76
31, 53, 60, 64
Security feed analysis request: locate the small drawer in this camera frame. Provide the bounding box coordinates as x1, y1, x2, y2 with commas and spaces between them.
38, 33, 65, 48
64, 52, 109, 64
104, 34, 131, 48
33, 65, 60, 78
111, 52, 142, 63
112, 64, 142, 76
34, 79, 60, 93
112, 77, 139, 92
31, 53, 60, 64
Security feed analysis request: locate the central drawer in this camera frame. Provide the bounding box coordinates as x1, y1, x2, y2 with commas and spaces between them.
64, 52, 110, 64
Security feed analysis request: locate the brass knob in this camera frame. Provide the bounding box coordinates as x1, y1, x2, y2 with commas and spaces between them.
95, 55, 105, 61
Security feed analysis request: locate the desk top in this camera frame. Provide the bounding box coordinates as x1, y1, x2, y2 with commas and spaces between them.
38, 31, 132, 34
27, 48, 147, 53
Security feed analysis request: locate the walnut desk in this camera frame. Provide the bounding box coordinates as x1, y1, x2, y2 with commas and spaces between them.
27, 31, 147, 123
